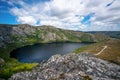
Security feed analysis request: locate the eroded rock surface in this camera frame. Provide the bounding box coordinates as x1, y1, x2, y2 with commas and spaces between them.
9, 53, 120, 80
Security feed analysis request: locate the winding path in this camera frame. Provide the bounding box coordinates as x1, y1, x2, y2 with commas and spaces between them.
95, 45, 107, 56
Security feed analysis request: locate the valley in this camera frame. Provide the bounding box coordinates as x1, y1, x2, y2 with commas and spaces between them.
1, 0, 120, 79
0, 24, 120, 79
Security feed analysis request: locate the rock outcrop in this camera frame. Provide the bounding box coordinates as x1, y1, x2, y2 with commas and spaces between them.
0, 58, 4, 67
9, 53, 120, 80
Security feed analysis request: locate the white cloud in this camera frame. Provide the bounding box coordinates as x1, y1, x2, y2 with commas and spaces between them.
44, 0, 82, 18
17, 16, 37, 25
8, 0, 120, 31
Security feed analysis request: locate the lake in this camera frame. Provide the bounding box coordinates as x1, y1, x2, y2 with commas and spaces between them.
10, 43, 91, 63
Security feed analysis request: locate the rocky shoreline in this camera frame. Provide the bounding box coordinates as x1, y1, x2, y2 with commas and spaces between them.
9, 53, 120, 80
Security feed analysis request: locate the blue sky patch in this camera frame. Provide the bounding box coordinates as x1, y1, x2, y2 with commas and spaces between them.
81, 12, 95, 26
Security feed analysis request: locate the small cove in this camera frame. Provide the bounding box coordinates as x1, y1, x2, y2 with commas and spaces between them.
10, 43, 91, 63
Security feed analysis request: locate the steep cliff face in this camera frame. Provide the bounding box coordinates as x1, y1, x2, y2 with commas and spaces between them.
9, 53, 120, 80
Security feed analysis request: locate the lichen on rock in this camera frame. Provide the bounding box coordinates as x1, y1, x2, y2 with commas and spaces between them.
9, 53, 120, 80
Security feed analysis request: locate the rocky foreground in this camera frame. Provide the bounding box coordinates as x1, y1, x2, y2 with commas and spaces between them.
9, 53, 120, 80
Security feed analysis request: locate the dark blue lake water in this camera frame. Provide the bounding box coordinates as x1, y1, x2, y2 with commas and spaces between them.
10, 43, 91, 63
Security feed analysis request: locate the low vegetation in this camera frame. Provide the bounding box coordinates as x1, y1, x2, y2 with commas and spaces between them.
74, 38, 120, 64
0, 58, 37, 79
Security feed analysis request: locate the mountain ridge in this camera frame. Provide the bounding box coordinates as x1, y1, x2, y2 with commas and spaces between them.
0, 24, 112, 62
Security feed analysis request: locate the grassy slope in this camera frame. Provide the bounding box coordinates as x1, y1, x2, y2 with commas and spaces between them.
74, 38, 120, 65
0, 59, 37, 79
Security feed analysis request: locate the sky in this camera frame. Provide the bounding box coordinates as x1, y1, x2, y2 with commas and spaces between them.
0, 0, 120, 31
